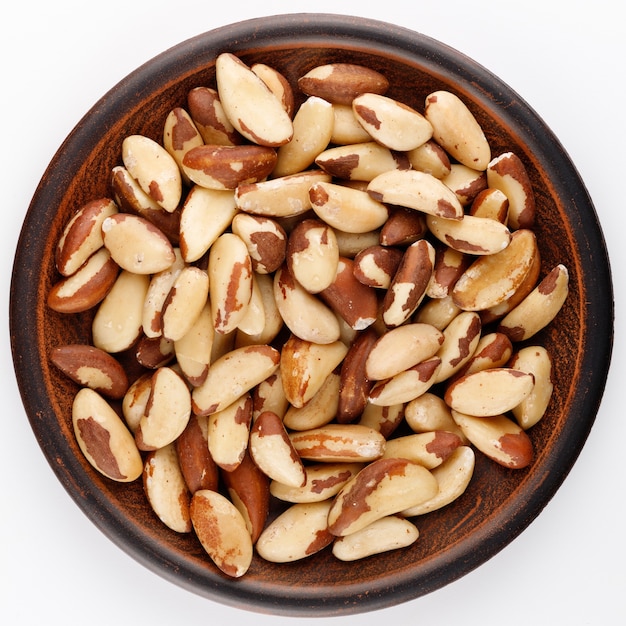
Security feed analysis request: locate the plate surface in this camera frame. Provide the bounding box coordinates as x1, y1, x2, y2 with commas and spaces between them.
10, 13, 613, 617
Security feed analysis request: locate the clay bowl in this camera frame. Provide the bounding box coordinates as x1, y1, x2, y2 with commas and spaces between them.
10, 13, 613, 617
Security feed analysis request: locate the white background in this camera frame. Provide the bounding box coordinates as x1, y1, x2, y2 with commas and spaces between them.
2, 1, 624, 624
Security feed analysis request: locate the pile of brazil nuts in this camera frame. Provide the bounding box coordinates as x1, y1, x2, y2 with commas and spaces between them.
48, 53, 570, 578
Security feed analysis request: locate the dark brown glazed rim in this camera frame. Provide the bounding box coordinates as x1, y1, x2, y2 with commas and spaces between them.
10, 13, 614, 617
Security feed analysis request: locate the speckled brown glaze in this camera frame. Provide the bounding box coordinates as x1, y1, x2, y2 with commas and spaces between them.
10, 12, 613, 619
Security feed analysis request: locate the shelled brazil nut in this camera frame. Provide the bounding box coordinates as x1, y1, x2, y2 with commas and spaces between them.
47, 52, 569, 577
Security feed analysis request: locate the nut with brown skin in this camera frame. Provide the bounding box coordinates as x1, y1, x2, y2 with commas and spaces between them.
315, 141, 408, 181
332, 515, 420, 562
327, 458, 438, 536
381, 431, 464, 470
232, 213, 287, 275
255, 500, 335, 563
55, 197, 118, 277
451, 410, 534, 469
182, 143, 278, 190
425, 90, 491, 170
215, 52, 293, 147
48, 248, 120, 314
190, 489, 254, 578
191, 344, 280, 416
162, 107, 204, 185
298, 63, 389, 105
207, 394, 253, 472
352, 92, 433, 152
72, 387, 143, 483
283, 371, 341, 431
401, 446, 475, 516
179, 186, 237, 263
143, 443, 192, 533
367, 169, 464, 220
186, 86, 242, 146
250, 410, 306, 488
175, 414, 219, 494
122, 134, 182, 212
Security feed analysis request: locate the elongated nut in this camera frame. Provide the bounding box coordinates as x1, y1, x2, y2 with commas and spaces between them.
353, 245, 404, 289
207, 394, 252, 472
424, 90, 491, 170
382, 431, 463, 469
280, 335, 348, 408
442, 163, 487, 206
121, 373, 152, 433
122, 134, 182, 212
368, 356, 441, 406
487, 152, 535, 229
50, 344, 129, 399
163, 107, 204, 184
192, 344, 280, 416
497, 264, 569, 342
208, 233, 252, 335
298, 63, 389, 105
255, 500, 334, 563
358, 403, 405, 439
236, 272, 284, 347
221, 450, 270, 544
509, 345, 554, 429
327, 458, 438, 536
427, 245, 470, 299
337, 328, 378, 423
315, 141, 408, 182
368, 169, 464, 220
270, 462, 364, 503
182, 144, 277, 190
72, 387, 142, 482
433, 311, 482, 383
179, 186, 237, 262
310, 181, 389, 234
48, 248, 120, 314
186, 86, 242, 146
283, 371, 341, 431
290, 424, 386, 462
175, 414, 219, 493
445, 368, 534, 417
110, 166, 181, 244
380, 207, 428, 247
56, 197, 118, 277
365, 323, 444, 380
451, 331, 513, 381
251, 62, 295, 118
135, 366, 191, 451
250, 410, 306, 487
451, 229, 539, 311
332, 515, 419, 562
190, 489, 253, 577
252, 371, 289, 421
273, 264, 341, 344
352, 93, 433, 151
319, 257, 379, 330
452, 410, 534, 469
286, 219, 339, 293
382, 239, 435, 328
92, 270, 149, 353
143, 443, 192, 533
174, 301, 214, 387
401, 446, 475, 516
426, 213, 511, 255
215, 53, 293, 147
235, 170, 331, 218
141, 248, 185, 338
469, 187, 509, 223
135, 334, 175, 370
231, 213, 287, 275
161, 266, 210, 342
273, 96, 334, 177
